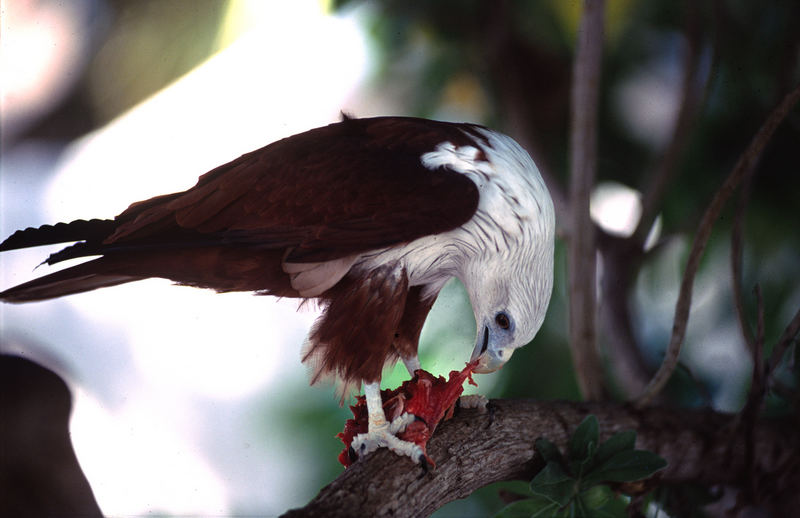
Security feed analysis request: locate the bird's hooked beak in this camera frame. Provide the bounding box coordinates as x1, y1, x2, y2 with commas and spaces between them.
469, 324, 514, 374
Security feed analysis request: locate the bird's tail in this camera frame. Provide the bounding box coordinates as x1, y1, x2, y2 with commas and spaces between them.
1, 259, 139, 302
1, 219, 115, 251
1, 219, 141, 302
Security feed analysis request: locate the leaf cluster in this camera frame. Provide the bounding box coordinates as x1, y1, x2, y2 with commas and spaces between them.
496, 416, 667, 518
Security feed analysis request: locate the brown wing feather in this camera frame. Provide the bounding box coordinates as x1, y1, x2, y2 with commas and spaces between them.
1, 117, 482, 301
106, 116, 481, 263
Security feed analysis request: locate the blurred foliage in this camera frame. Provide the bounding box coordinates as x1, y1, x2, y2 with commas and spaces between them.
85, 0, 228, 124
261, 377, 353, 497
21, 0, 229, 143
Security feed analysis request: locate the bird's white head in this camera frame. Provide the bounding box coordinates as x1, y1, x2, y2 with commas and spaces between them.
464, 240, 554, 373
444, 128, 556, 373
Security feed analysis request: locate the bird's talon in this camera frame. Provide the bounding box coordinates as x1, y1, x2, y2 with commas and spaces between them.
388, 412, 416, 434
419, 454, 430, 474
349, 424, 423, 465
486, 402, 496, 427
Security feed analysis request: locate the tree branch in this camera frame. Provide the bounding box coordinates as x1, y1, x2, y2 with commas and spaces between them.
767, 306, 800, 379
503, 104, 570, 237
484, 0, 570, 236
634, 82, 800, 407
635, 1, 709, 246
567, 0, 606, 400
598, 2, 718, 400
282, 399, 800, 517
597, 233, 653, 396
731, 171, 757, 353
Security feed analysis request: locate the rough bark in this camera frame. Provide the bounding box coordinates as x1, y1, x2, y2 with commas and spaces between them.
282, 399, 799, 517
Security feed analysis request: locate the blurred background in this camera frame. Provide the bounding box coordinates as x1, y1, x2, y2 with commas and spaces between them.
1, 0, 798, 516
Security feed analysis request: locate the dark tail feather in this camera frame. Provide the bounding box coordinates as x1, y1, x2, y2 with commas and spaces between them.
0, 258, 140, 303
0, 219, 116, 253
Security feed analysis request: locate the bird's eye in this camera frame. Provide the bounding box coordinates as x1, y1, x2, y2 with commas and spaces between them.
495, 312, 510, 330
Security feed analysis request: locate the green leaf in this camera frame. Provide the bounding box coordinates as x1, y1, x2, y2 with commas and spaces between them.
571, 439, 598, 479
494, 497, 561, 518
578, 487, 629, 518
535, 437, 565, 464
498, 480, 536, 498
592, 430, 636, 467
578, 503, 624, 518
583, 449, 667, 485
530, 461, 578, 507
580, 485, 612, 509
568, 415, 599, 464
531, 459, 573, 486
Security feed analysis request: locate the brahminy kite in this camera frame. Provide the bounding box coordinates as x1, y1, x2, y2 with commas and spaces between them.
0, 116, 555, 464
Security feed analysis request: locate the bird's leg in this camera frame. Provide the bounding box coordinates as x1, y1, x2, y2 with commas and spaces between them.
398, 355, 423, 436
349, 381, 425, 464
401, 355, 421, 376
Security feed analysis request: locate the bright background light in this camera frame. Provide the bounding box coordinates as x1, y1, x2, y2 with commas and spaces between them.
2, 1, 371, 515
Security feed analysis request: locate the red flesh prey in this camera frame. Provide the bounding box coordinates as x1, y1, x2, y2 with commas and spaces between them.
337, 360, 479, 468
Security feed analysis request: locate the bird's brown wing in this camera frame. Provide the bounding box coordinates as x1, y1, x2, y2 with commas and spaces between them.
0, 117, 484, 301
106, 116, 482, 263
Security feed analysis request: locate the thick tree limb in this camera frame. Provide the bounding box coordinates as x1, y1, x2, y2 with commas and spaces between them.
282, 399, 799, 518
567, 0, 606, 400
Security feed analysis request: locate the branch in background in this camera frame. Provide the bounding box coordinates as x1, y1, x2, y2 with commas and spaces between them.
634, 83, 800, 407
731, 171, 757, 353
737, 285, 766, 509
767, 307, 800, 380
567, 0, 606, 400
755, 285, 766, 379
282, 400, 800, 518
484, 0, 570, 236
747, 285, 766, 410
597, 233, 653, 396
600, 2, 716, 399
635, 2, 711, 246
504, 108, 570, 236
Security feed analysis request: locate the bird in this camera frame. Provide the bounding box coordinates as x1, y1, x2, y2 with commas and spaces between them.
0, 115, 555, 464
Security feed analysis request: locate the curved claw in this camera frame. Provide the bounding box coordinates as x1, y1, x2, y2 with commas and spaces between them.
388, 412, 416, 435
347, 445, 358, 464
418, 454, 430, 475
